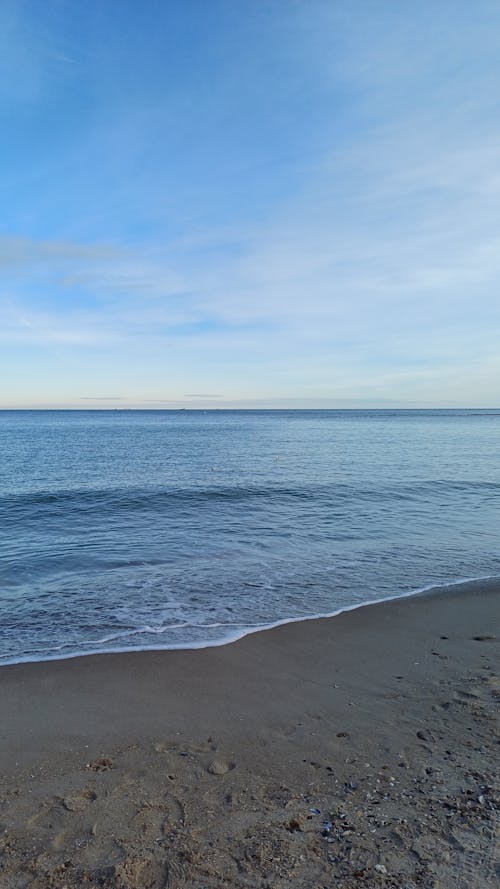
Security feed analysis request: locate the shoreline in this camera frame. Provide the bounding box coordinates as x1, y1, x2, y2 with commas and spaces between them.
2, 573, 499, 668
0, 579, 498, 888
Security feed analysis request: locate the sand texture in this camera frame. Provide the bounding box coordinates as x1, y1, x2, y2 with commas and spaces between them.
0, 581, 498, 888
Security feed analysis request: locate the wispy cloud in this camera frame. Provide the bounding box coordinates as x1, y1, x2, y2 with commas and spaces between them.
2, 2, 500, 406
0, 299, 118, 346
0, 236, 119, 267
80, 395, 123, 401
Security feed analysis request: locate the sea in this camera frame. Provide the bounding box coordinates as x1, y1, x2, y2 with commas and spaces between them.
0, 409, 499, 665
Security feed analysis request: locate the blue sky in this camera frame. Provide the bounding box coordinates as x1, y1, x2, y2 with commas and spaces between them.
1, 0, 499, 408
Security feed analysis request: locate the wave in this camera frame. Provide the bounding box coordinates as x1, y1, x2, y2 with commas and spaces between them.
1, 572, 498, 667
2, 477, 499, 515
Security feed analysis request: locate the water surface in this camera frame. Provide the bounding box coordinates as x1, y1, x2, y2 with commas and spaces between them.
1, 409, 499, 663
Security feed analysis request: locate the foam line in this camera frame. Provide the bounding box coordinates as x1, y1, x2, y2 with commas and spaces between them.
0, 572, 498, 667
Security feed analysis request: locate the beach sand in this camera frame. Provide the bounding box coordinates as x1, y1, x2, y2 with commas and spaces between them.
0, 580, 498, 888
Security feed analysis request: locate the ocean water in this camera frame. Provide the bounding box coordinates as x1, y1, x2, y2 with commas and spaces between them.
0, 409, 499, 665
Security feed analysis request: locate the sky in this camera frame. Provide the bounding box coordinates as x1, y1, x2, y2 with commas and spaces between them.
1, 0, 500, 409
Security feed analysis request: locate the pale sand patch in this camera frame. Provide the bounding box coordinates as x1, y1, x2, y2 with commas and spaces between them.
0, 580, 498, 888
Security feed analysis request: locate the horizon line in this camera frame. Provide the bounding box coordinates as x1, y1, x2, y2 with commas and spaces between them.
1, 406, 499, 413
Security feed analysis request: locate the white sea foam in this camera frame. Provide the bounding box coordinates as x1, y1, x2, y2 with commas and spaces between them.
2, 410, 500, 667
1, 572, 497, 667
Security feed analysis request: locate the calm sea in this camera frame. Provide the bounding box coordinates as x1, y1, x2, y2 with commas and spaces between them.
0, 409, 499, 664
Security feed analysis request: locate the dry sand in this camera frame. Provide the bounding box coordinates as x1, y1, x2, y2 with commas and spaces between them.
0, 580, 498, 888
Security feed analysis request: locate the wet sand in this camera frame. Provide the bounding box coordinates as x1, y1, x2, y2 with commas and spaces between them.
0, 580, 498, 888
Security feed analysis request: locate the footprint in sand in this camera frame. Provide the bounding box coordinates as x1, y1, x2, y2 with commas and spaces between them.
52, 828, 78, 851
486, 675, 500, 696
62, 788, 97, 812
454, 688, 482, 701
154, 740, 212, 755
26, 799, 57, 827
416, 729, 436, 743
206, 758, 235, 776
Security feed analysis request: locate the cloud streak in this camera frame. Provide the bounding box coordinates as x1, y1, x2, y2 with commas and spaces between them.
1, 2, 500, 406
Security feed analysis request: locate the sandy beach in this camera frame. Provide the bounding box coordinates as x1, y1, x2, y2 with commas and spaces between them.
0, 580, 498, 888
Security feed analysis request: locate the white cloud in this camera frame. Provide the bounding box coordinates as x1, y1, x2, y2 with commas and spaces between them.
2, 2, 500, 405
